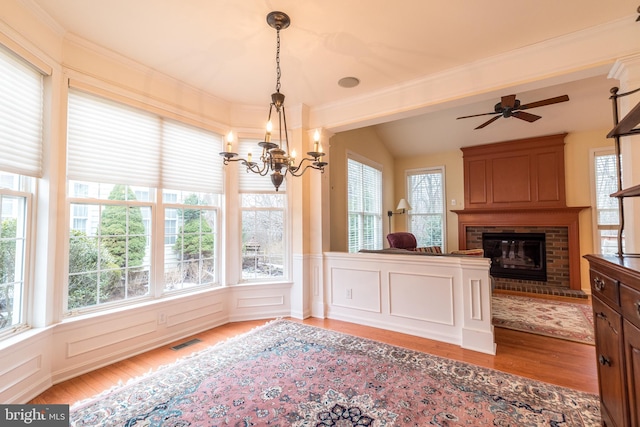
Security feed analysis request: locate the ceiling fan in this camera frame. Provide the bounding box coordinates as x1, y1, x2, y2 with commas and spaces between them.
457, 94, 570, 129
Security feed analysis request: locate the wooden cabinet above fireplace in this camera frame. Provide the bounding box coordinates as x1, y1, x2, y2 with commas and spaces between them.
461, 133, 567, 210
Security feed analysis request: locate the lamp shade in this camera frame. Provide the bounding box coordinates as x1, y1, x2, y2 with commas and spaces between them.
396, 198, 411, 211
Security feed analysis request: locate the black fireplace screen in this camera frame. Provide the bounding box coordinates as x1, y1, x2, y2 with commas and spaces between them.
482, 232, 547, 282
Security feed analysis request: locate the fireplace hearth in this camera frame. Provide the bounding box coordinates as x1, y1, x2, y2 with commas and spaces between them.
482, 232, 546, 282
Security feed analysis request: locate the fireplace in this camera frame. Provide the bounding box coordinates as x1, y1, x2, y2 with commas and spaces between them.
452, 134, 589, 294
482, 232, 547, 282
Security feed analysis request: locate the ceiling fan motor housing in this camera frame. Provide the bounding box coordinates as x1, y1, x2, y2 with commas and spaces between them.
495, 99, 521, 117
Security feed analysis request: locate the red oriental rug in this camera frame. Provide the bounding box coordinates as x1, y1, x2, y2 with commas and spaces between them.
492, 294, 595, 345
70, 319, 600, 426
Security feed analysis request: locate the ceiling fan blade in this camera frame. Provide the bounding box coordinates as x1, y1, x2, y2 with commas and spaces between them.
512, 111, 541, 122
457, 111, 500, 120
519, 95, 569, 110
475, 115, 501, 129
501, 94, 517, 109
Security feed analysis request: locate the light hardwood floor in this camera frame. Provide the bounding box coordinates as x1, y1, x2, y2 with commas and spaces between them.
29, 291, 598, 405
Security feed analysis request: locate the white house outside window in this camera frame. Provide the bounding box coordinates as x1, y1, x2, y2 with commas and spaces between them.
0, 46, 44, 337
347, 155, 383, 253
66, 88, 222, 314
406, 167, 445, 250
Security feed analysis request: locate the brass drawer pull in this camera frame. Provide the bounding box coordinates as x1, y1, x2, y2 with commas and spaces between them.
593, 277, 606, 291
635, 301, 640, 318
596, 312, 607, 320
598, 355, 611, 366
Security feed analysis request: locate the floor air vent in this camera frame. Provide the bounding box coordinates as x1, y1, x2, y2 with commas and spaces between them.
170, 338, 202, 351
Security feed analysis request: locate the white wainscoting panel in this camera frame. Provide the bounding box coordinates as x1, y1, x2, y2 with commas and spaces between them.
330, 267, 381, 312
167, 301, 224, 328
388, 272, 454, 324
324, 252, 495, 355
0, 328, 53, 403
67, 320, 157, 358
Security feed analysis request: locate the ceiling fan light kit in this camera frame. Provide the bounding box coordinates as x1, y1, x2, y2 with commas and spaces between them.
457, 94, 570, 129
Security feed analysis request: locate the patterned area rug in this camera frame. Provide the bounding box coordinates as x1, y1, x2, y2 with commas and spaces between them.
492, 294, 595, 345
70, 319, 600, 426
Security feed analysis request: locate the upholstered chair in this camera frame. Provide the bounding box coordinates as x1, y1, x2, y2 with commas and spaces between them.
386, 232, 418, 250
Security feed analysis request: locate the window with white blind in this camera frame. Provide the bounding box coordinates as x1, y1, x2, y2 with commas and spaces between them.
406, 167, 445, 250
238, 140, 287, 281
592, 149, 623, 254
0, 46, 43, 337
66, 89, 222, 313
347, 155, 383, 253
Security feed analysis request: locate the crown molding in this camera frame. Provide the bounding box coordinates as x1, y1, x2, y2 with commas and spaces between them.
310, 14, 639, 132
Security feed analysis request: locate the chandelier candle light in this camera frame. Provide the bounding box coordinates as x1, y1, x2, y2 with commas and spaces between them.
220, 11, 327, 191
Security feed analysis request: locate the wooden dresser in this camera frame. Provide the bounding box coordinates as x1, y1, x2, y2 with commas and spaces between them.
584, 254, 640, 427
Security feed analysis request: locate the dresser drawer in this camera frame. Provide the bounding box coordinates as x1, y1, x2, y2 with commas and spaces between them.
590, 269, 620, 306
621, 284, 640, 330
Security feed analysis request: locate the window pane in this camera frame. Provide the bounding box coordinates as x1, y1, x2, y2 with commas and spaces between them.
594, 153, 623, 254
241, 194, 285, 281
164, 197, 217, 291
67, 186, 152, 311
407, 169, 445, 249
0, 194, 27, 332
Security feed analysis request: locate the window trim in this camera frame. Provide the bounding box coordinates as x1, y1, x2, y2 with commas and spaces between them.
0, 186, 33, 338
346, 151, 384, 252
589, 147, 621, 254
238, 196, 288, 283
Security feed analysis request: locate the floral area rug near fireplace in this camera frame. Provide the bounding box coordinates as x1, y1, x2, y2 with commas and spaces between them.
70, 319, 600, 426
492, 294, 595, 345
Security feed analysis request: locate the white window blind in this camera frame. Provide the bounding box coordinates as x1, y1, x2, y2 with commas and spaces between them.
347, 157, 382, 252
68, 90, 223, 193
237, 139, 286, 192
162, 120, 223, 193
67, 91, 160, 187
0, 47, 43, 177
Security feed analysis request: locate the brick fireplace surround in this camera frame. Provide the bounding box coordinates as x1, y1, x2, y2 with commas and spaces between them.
456, 209, 586, 297
453, 134, 588, 298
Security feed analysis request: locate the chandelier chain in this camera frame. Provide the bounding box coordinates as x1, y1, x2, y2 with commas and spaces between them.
275, 29, 281, 93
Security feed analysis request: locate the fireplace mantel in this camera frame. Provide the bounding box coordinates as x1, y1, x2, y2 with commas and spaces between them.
452, 206, 589, 290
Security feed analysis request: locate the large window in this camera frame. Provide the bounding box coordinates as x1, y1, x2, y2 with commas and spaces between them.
406, 167, 445, 250
163, 191, 217, 290
68, 183, 152, 309
347, 155, 383, 253
238, 140, 287, 281
0, 46, 44, 337
0, 175, 30, 333
66, 89, 223, 313
592, 149, 622, 254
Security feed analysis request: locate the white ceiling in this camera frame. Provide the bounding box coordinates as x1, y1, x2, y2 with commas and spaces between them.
26, 0, 640, 155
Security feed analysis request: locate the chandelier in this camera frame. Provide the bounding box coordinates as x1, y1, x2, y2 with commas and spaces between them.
220, 11, 327, 191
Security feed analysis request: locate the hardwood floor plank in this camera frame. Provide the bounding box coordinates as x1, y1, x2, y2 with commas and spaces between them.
29, 313, 598, 405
